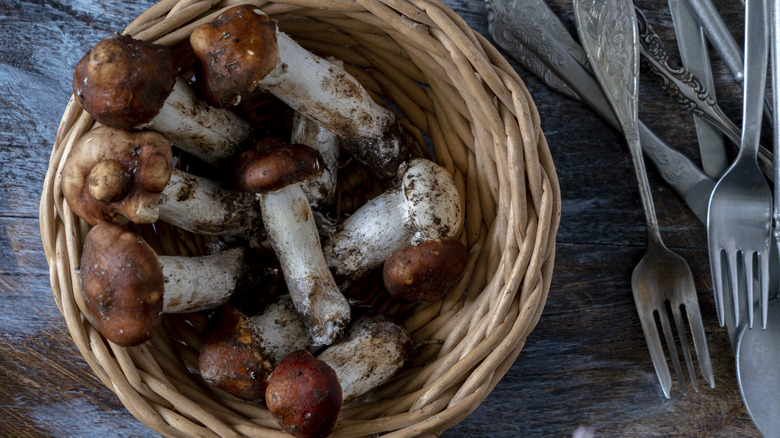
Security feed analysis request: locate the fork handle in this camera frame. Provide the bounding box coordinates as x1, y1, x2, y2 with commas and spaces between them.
772, 0, 780, 234
626, 135, 662, 235
741, 0, 769, 156
636, 8, 742, 146
574, 0, 661, 233
684, 0, 744, 83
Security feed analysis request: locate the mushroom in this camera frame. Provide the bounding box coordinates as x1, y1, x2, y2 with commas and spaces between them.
73, 33, 252, 166
231, 138, 351, 346
61, 126, 172, 225
249, 295, 313, 363
199, 297, 312, 402
266, 350, 342, 438
189, 4, 409, 178
200, 308, 412, 406
317, 315, 413, 403
159, 166, 262, 237
291, 111, 339, 211
323, 158, 463, 290
199, 305, 274, 402
382, 237, 468, 303
80, 222, 264, 346
61, 126, 262, 237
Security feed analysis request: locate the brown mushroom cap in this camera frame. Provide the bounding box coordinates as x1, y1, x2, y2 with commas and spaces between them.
382, 237, 468, 303
266, 350, 342, 438
80, 222, 164, 346
73, 33, 177, 129
190, 5, 280, 108
61, 126, 173, 225
230, 137, 324, 193
199, 305, 275, 402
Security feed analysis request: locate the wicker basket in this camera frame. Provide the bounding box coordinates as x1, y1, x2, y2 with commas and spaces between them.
39, 0, 561, 436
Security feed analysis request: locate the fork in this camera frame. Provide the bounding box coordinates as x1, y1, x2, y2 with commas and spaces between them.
706, 0, 772, 330
772, 0, 780, 274
573, 0, 713, 397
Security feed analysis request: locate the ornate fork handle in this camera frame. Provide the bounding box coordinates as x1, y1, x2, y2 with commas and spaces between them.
577, 0, 639, 138
636, 8, 742, 143
576, 0, 663, 232
636, 7, 775, 178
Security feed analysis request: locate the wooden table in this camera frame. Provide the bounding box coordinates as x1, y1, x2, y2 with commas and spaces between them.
0, 0, 763, 436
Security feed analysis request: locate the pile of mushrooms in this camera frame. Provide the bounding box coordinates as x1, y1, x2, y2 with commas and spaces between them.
62, 4, 469, 438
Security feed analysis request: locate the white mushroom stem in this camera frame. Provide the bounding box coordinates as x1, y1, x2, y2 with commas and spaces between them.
160, 247, 256, 313
291, 111, 339, 210
158, 168, 262, 237
259, 184, 351, 346
323, 158, 462, 286
318, 316, 412, 403
325, 186, 408, 281
148, 77, 252, 166
249, 295, 312, 364
261, 28, 406, 178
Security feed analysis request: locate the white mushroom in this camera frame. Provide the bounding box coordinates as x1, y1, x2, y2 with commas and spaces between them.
189, 4, 408, 178
148, 77, 254, 165
290, 55, 344, 211
291, 111, 340, 211
61, 126, 262, 237
260, 185, 351, 346
80, 222, 263, 346
323, 158, 463, 288
318, 315, 413, 402
231, 138, 351, 346
159, 168, 262, 237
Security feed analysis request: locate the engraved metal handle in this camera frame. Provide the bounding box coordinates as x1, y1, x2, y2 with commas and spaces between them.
685, 0, 774, 125
667, 0, 727, 179
636, 8, 741, 145
575, 0, 639, 139
574, 0, 660, 232
636, 7, 774, 179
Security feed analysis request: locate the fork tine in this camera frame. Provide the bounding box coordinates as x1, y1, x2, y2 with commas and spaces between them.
657, 307, 687, 394
709, 248, 727, 326
682, 298, 716, 388
727, 249, 741, 327
636, 311, 673, 398
743, 251, 755, 328
670, 302, 698, 392
759, 250, 770, 329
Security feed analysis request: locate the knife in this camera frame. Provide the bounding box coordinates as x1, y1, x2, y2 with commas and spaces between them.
667, 0, 728, 179
484, 0, 714, 223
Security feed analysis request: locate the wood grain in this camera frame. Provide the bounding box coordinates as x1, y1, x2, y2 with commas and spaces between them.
0, 0, 763, 436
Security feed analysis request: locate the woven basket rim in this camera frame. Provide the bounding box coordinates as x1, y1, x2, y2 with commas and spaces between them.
38, 0, 561, 437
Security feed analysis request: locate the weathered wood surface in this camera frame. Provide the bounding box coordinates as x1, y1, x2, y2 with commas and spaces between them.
0, 0, 763, 436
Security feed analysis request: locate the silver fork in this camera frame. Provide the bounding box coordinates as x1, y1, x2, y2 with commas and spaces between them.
573, 0, 713, 397
706, 0, 772, 330
772, 0, 780, 272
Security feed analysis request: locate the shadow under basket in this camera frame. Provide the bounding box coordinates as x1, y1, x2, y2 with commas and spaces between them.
38, 0, 561, 436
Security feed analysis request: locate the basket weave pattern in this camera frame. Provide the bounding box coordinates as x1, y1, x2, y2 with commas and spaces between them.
39, 0, 561, 436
